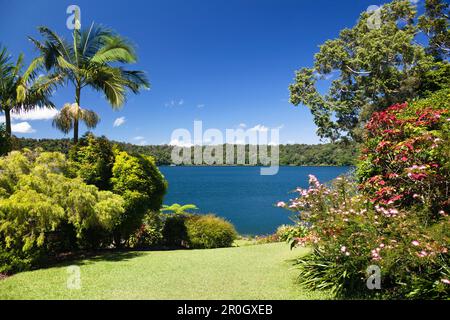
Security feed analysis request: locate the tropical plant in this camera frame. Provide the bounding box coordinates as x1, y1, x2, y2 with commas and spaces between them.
53, 103, 100, 138
29, 24, 150, 142
161, 203, 199, 215
0, 45, 59, 136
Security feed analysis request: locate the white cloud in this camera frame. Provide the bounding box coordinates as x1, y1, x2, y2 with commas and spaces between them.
169, 138, 193, 148
132, 136, 147, 145
11, 108, 58, 121
197, 104, 205, 109
249, 124, 269, 132
11, 122, 36, 134
113, 117, 126, 127
165, 99, 185, 108
238, 123, 247, 129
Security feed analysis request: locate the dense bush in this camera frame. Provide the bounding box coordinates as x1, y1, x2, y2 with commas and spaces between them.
280, 91, 450, 299
358, 89, 450, 215
128, 211, 164, 248
0, 149, 125, 273
68, 134, 115, 190
185, 214, 237, 249
67, 134, 168, 245
132, 212, 238, 249
161, 214, 189, 247
280, 175, 449, 299
111, 151, 168, 244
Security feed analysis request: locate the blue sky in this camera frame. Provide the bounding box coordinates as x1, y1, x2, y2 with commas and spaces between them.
0, 0, 404, 145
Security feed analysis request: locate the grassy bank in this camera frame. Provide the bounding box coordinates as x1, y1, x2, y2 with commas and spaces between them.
0, 242, 330, 300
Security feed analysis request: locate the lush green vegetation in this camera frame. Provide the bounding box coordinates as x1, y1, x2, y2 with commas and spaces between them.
13, 138, 358, 166
279, 89, 450, 299
289, 0, 449, 141
0, 134, 171, 274
0, 243, 330, 300
276, 0, 450, 300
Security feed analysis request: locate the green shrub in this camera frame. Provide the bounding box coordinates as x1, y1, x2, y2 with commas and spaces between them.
111, 151, 168, 243
0, 149, 125, 273
185, 214, 237, 249
161, 214, 189, 247
68, 134, 115, 190
276, 224, 309, 243
128, 211, 164, 248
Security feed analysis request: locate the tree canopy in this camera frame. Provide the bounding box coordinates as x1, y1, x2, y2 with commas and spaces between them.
289, 0, 449, 141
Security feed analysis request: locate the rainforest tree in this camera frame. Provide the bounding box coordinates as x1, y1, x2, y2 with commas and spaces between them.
289, 0, 449, 141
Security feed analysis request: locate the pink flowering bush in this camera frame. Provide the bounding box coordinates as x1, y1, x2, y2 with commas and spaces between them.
358, 89, 450, 215
280, 175, 449, 298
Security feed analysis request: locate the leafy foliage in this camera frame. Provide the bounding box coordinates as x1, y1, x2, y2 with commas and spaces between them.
358, 89, 450, 214
280, 175, 449, 299
0, 149, 125, 273
111, 151, 168, 242
185, 214, 237, 249
30, 24, 149, 142
289, 0, 449, 141
161, 203, 198, 215
68, 133, 115, 190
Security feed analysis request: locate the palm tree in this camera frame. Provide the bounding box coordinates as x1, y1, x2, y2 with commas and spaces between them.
29, 24, 150, 143
0, 46, 57, 136
53, 102, 100, 135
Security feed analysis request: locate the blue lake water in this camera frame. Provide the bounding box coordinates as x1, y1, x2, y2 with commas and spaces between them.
159, 166, 351, 235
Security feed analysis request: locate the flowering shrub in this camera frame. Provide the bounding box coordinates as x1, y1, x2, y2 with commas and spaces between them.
279, 175, 449, 298
358, 89, 450, 215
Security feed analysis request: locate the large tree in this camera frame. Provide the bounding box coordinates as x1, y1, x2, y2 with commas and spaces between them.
0, 46, 57, 136
29, 23, 150, 143
289, 0, 449, 141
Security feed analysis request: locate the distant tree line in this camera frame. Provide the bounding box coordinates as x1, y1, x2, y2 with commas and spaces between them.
12, 137, 357, 166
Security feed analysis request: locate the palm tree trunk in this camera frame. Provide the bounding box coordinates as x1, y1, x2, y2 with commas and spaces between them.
74, 85, 81, 143
4, 108, 12, 136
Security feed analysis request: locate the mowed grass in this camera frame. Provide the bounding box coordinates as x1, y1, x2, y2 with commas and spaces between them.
0, 242, 331, 300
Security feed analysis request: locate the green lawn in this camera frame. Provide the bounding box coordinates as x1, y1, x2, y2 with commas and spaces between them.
0, 242, 331, 300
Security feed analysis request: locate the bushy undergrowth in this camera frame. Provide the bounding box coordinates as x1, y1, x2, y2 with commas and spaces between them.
185, 214, 237, 249
0, 134, 168, 273
0, 149, 125, 273
279, 90, 450, 299
132, 212, 237, 249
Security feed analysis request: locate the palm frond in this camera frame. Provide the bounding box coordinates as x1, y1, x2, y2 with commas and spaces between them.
80, 108, 100, 128
52, 103, 74, 134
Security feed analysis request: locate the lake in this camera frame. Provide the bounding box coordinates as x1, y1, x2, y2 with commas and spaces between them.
159, 166, 351, 235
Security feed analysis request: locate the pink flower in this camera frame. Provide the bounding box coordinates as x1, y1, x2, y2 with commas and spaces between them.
340, 246, 347, 253
441, 279, 450, 285
276, 201, 286, 208
411, 240, 420, 246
